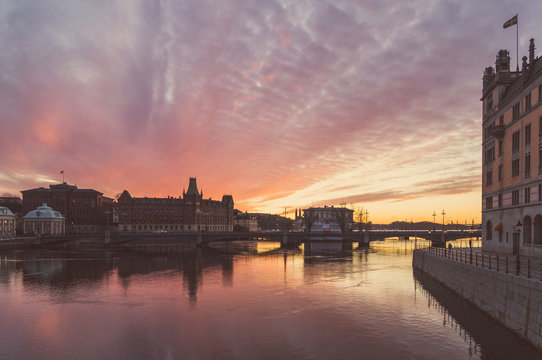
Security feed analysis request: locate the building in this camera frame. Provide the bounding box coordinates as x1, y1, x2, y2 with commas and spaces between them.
303, 206, 354, 233
117, 177, 234, 232
21, 182, 113, 234
482, 38, 542, 256
23, 204, 65, 235
0, 206, 16, 238
234, 212, 258, 231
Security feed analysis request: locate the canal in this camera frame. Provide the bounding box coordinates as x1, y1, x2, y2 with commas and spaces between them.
0, 240, 540, 359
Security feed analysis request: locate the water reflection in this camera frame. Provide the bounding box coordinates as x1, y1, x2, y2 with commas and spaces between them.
0, 243, 541, 359
413, 269, 540, 359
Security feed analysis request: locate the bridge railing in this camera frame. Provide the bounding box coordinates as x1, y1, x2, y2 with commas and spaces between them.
426, 247, 542, 281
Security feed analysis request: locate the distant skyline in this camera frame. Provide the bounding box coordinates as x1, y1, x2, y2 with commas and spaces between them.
1, 0, 541, 223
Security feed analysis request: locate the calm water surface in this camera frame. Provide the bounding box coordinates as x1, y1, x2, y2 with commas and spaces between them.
0, 241, 540, 359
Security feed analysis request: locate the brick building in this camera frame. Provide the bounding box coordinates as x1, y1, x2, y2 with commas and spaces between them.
117, 178, 234, 232
482, 38, 542, 256
21, 182, 113, 234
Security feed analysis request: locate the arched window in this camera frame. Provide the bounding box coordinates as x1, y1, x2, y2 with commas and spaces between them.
486, 220, 493, 241
534, 215, 542, 245
523, 216, 532, 244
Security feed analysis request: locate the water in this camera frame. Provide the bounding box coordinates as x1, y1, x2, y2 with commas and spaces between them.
0, 241, 540, 359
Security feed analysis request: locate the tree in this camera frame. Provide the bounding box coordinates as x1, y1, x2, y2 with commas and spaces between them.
351, 204, 365, 231
303, 210, 317, 233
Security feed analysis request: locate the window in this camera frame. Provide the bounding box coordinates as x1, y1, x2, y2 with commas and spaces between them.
513, 103, 520, 120
525, 187, 531, 204
486, 196, 493, 209
512, 158, 520, 176
526, 93, 532, 111
498, 193, 503, 207
499, 115, 504, 125
512, 190, 520, 205
525, 153, 531, 178
512, 131, 520, 152
498, 164, 503, 181
486, 170, 493, 185
539, 184, 542, 201
526, 124, 531, 145
485, 147, 495, 163
498, 140, 503, 156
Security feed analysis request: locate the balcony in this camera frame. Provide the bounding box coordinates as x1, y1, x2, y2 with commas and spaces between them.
491, 125, 505, 139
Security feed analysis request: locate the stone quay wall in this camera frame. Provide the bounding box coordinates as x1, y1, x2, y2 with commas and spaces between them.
413, 249, 542, 350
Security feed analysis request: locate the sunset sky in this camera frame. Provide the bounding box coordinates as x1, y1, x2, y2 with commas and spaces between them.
1, 0, 542, 223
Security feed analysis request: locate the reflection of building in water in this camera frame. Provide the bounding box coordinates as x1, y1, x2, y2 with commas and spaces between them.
0, 247, 236, 303
413, 269, 541, 358
0, 206, 16, 238
482, 39, 542, 257
303, 206, 353, 233
23, 204, 65, 235
117, 177, 234, 233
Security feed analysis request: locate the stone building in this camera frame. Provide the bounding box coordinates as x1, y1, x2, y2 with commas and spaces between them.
0, 206, 16, 238
21, 182, 113, 234
482, 38, 542, 256
117, 178, 234, 232
303, 206, 354, 233
234, 212, 258, 232
23, 204, 65, 235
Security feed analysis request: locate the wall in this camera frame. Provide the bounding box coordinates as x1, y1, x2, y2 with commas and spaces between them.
413, 249, 542, 350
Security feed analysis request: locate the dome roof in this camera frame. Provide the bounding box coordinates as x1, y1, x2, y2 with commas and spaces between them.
23, 204, 64, 220
0, 206, 15, 217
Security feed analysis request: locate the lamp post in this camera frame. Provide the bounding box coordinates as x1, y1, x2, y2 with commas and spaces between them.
514, 221, 522, 275
441, 209, 446, 243
432, 211, 436, 232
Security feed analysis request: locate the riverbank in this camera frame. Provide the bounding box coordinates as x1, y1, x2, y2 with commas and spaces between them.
413, 248, 542, 350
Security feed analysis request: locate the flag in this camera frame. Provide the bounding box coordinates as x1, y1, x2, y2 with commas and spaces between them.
503, 15, 518, 29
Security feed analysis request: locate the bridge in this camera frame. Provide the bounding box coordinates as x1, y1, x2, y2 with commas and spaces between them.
13, 228, 480, 248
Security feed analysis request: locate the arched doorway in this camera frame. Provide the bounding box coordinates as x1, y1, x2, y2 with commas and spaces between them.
486, 220, 492, 241
523, 216, 532, 245
534, 215, 542, 245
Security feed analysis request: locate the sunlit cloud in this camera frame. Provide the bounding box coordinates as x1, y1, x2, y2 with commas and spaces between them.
0, 0, 539, 223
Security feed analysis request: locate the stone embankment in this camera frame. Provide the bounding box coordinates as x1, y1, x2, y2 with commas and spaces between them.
413, 248, 542, 350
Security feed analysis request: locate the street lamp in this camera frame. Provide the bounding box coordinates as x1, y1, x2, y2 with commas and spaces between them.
514, 221, 522, 275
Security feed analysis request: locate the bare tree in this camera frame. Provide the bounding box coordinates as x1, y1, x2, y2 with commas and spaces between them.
333, 208, 352, 233
303, 210, 317, 233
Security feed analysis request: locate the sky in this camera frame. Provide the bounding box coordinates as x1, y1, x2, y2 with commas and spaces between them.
1, 0, 541, 224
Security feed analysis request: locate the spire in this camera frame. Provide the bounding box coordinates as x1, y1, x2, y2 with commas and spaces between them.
185, 177, 200, 196
529, 38, 536, 65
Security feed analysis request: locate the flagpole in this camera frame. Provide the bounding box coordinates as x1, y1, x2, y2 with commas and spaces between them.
516, 14, 519, 72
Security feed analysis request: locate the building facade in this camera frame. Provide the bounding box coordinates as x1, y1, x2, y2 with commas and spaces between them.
21, 183, 113, 234
482, 38, 542, 256
117, 178, 234, 232
0, 206, 16, 238
23, 204, 65, 235
303, 206, 354, 233
234, 212, 258, 232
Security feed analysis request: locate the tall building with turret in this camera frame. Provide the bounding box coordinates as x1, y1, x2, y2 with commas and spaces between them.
482, 38, 542, 256
117, 177, 234, 232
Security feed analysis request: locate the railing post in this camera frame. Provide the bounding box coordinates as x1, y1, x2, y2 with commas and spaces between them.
506, 256, 508, 274
497, 255, 499, 272
476, 253, 478, 267
482, 253, 484, 268
528, 258, 531, 278
516, 256, 520, 276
